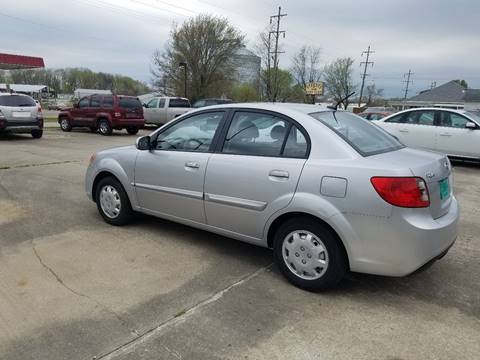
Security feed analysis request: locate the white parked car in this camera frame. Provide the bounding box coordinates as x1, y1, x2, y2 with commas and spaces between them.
143, 97, 191, 126
373, 108, 480, 160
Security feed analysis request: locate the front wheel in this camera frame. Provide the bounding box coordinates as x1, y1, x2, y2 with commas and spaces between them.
273, 217, 347, 291
126, 127, 139, 135
31, 130, 43, 139
98, 119, 112, 136
95, 177, 133, 225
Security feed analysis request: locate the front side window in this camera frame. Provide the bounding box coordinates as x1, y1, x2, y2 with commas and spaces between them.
146, 98, 158, 108
310, 111, 404, 156
439, 111, 470, 128
154, 112, 223, 152
90, 96, 101, 108
222, 112, 289, 157
78, 97, 90, 108
158, 98, 166, 108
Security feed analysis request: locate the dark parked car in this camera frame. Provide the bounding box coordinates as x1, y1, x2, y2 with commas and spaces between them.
58, 94, 144, 135
192, 98, 232, 108
0, 93, 43, 138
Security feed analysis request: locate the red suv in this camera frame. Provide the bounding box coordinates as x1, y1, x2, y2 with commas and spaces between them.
58, 94, 144, 135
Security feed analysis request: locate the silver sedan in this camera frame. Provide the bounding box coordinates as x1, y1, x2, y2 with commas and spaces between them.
85, 103, 459, 291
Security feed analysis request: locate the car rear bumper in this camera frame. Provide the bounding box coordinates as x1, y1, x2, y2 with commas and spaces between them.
112, 118, 144, 128
0, 119, 43, 133
344, 196, 459, 276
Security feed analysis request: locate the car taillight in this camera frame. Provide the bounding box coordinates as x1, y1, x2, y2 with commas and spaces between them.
371, 177, 430, 208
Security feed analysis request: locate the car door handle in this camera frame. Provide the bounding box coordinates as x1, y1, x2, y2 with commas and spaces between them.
439, 133, 452, 137
185, 161, 200, 169
269, 170, 289, 179
399, 129, 409, 133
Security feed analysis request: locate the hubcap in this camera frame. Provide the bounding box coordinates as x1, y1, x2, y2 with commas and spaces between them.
100, 122, 108, 133
61, 119, 68, 129
99, 185, 121, 219
282, 230, 329, 280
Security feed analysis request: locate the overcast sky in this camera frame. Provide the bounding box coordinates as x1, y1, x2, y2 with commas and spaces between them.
1, 0, 479, 97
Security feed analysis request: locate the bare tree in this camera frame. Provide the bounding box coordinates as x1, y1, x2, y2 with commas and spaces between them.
365, 83, 384, 106
323, 57, 357, 109
291, 46, 322, 88
151, 14, 244, 101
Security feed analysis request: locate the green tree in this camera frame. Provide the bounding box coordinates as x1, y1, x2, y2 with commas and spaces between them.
323, 57, 357, 109
152, 14, 244, 102
453, 79, 468, 88
231, 83, 260, 102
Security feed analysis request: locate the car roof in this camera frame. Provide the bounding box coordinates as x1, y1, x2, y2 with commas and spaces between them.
197, 102, 332, 116
380, 107, 472, 121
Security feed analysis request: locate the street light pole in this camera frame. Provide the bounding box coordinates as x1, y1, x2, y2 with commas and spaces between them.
179, 61, 187, 99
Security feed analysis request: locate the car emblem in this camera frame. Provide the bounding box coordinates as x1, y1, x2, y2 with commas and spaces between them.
426, 172, 435, 179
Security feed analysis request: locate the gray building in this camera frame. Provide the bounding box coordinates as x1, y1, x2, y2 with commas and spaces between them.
391, 80, 480, 111
232, 46, 261, 85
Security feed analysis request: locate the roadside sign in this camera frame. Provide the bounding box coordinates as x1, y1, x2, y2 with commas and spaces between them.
305, 82, 324, 96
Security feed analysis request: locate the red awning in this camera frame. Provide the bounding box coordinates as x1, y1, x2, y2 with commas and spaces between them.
0, 53, 45, 70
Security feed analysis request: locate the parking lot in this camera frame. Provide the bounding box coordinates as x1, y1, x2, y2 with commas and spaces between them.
0, 126, 479, 360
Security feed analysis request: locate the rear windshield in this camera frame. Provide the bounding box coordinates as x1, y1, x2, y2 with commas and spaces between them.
169, 99, 191, 108
309, 111, 404, 156
118, 97, 142, 109
0, 95, 36, 107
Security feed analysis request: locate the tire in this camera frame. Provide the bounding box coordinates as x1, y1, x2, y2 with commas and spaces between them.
273, 217, 347, 291
31, 130, 43, 139
95, 176, 133, 226
59, 117, 72, 132
98, 119, 112, 136
126, 127, 139, 135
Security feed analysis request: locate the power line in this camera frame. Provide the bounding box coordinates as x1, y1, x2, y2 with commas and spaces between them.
358, 45, 374, 107
269, 6, 287, 102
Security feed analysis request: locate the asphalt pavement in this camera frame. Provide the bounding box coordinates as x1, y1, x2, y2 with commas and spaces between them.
0, 127, 479, 360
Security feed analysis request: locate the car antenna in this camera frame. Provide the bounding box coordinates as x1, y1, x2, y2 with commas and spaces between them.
327, 92, 356, 110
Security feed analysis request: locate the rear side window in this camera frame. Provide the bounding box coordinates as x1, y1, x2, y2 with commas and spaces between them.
283, 126, 308, 158
169, 99, 191, 108
222, 112, 289, 157
118, 97, 142, 109
103, 96, 114, 108
310, 111, 404, 156
0, 95, 36, 107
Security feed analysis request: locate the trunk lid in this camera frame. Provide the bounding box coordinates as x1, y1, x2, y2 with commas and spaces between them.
371, 148, 452, 219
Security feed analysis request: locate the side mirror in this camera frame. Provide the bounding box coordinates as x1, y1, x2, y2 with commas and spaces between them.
136, 136, 151, 150
73, 101, 79, 108
465, 122, 477, 130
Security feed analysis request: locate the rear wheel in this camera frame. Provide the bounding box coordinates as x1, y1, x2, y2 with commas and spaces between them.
31, 130, 43, 139
95, 176, 133, 225
273, 217, 347, 291
126, 127, 139, 135
59, 117, 71, 132
98, 119, 112, 136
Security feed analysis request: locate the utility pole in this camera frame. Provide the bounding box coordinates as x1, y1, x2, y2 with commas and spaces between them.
402, 69, 413, 110
269, 6, 287, 102
266, 31, 272, 101
358, 45, 374, 107
430, 81, 437, 89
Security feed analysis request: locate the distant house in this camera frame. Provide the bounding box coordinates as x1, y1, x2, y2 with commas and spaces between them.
390, 80, 480, 111
0, 83, 48, 98
73, 88, 112, 99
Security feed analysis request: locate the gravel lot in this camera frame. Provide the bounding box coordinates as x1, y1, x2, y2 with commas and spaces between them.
0, 127, 479, 360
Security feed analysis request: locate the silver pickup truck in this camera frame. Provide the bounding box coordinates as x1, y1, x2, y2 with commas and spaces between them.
143, 97, 191, 126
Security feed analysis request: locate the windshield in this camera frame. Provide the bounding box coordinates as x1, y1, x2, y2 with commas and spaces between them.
309, 111, 404, 156
0, 95, 36, 107
465, 111, 480, 124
